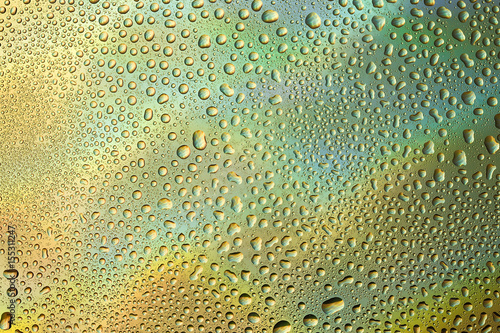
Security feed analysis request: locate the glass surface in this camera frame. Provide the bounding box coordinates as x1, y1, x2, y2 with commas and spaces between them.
1, 0, 500, 332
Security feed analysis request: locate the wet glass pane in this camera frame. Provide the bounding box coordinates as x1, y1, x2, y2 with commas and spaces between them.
1, 0, 499, 332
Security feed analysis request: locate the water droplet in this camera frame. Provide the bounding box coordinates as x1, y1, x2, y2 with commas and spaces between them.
322, 297, 345, 315
305, 12, 321, 29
